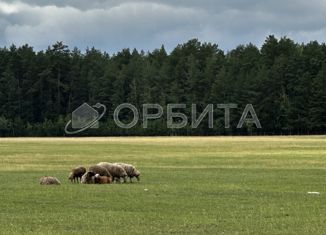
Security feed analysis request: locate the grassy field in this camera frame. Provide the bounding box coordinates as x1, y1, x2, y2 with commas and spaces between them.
0, 136, 326, 234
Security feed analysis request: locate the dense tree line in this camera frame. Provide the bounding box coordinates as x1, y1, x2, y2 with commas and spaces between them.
0, 36, 325, 136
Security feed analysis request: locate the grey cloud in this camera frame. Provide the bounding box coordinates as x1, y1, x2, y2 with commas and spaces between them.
0, 0, 325, 53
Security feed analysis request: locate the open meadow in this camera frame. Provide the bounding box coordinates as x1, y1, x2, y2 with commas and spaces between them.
0, 136, 326, 234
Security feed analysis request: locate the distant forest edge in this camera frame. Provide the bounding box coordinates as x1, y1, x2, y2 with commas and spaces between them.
0, 35, 325, 136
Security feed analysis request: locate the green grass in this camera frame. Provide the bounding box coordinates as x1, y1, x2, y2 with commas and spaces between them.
0, 136, 326, 234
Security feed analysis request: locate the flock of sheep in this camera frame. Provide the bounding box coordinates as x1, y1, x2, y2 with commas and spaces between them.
39, 162, 141, 185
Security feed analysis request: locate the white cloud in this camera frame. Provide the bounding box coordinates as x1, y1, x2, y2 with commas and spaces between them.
0, 0, 326, 52
1, 1, 205, 51
0, 2, 20, 14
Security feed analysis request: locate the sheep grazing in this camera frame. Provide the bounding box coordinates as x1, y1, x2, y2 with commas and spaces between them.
81, 165, 111, 184
94, 174, 112, 184
39, 176, 61, 185
88, 165, 111, 177
81, 171, 96, 184
97, 162, 127, 183
115, 163, 141, 182
68, 166, 86, 183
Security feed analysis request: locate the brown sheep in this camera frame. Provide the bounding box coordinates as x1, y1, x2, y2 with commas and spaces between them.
39, 176, 61, 185
114, 163, 141, 182
97, 162, 127, 183
94, 174, 112, 184
68, 166, 86, 183
88, 165, 111, 177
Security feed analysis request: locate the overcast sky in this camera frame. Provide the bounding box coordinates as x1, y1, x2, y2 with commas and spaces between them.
0, 0, 326, 53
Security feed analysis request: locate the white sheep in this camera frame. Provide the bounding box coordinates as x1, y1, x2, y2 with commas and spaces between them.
114, 163, 140, 182
97, 162, 127, 183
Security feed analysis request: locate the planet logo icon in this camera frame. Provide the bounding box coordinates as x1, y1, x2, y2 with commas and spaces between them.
65, 103, 106, 134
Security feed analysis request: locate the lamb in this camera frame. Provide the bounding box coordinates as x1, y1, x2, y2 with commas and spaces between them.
88, 165, 111, 177
81, 171, 95, 184
39, 176, 61, 185
97, 162, 127, 183
68, 166, 86, 183
94, 174, 112, 184
114, 163, 141, 182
